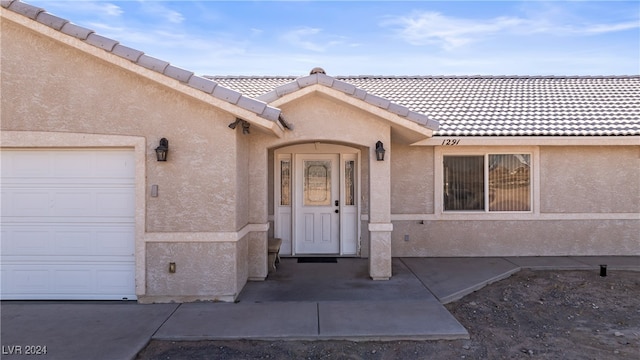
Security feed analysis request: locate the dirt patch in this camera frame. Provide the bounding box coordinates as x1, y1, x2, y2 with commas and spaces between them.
137, 270, 640, 359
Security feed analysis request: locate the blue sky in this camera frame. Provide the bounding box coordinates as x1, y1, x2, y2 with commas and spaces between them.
28, 1, 639, 76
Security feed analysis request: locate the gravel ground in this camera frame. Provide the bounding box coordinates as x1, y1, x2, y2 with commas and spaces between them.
137, 270, 640, 359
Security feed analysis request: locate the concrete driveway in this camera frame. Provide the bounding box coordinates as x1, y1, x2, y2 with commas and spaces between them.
2, 256, 637, 359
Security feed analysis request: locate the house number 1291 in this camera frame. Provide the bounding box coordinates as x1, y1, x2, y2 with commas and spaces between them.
441, 139, 461, 146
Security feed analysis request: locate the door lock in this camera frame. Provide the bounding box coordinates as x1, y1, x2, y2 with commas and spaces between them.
335, 200, 339, 206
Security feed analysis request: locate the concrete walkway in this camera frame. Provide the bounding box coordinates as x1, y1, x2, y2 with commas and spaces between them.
2, 256, 638, 359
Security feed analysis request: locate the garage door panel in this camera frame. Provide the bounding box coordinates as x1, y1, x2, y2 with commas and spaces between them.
3, 188, 134, 218
52, 152, 96, 177
1, 149, 136, 300
2, 225, 134, 256
2, 264, 135, 300
1, 228, 52, 253
95, 189, 136, 216
55, 191, 93, 215
97, 268, 136, 293
2, 150, 134, 180
6, 191, 51, 216
93, 152, 135, 178
95, 230, 135, 255
1, 152, 51, 177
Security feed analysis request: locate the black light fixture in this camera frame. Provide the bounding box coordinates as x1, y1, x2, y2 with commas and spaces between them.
375, 141, 386, 161
229, 118, 250, 134
155, 138, 169, 162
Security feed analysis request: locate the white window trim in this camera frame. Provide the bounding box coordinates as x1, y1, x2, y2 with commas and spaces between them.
434, 146, 540, 220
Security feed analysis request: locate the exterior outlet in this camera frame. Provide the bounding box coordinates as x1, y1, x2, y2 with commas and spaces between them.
404, 234, 410, 242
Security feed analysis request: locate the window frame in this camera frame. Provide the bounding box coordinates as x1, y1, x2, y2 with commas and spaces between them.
435, 146, 539, 217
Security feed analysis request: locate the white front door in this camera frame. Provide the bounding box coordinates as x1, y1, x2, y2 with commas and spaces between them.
294, 154, 340, 254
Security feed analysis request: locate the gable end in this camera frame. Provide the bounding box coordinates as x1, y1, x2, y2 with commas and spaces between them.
1, 0, 281, 123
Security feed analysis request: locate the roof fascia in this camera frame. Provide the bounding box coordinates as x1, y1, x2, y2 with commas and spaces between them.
269, 84, 434, 140
414, 136, 640, 146
1, 7, 284, 138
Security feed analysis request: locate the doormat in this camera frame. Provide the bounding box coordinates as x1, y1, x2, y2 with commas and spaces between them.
297, 257, 338, 263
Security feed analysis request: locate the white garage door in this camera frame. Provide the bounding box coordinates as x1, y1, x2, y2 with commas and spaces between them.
1, 149, 136, 300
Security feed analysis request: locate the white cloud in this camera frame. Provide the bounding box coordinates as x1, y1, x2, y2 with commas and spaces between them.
280, 27, 352, 52
31, 1, 123, 18
580, 21, 640, 35
281, 27, 327, 52
381, 11, 526, 50
382, 10, 639, 50
102, 3, 123, 17
137, 1, 185, 24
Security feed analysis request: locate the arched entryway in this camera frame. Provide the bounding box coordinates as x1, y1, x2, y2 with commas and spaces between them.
273, 143, 361, 256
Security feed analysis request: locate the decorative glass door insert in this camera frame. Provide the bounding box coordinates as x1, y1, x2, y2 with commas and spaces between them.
304, 160, 332, 206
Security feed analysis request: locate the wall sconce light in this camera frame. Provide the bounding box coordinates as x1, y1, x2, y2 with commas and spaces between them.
229, 118, 250, 134
155, 138, 169, 162
375, 141, 386, 161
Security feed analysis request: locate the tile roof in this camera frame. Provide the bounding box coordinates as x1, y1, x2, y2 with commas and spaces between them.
1, 0, 280, 122
210, 75, 640, 136
5, 0, 638, 137
241, 73, 439, 130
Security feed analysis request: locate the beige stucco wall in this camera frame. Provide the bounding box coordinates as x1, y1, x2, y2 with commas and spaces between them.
1, 19, 239, 232
390, 143, 434, 214
540, 146, 640, 213
389, 144, 640, 257
143, 241, 241, 302
255, 92, 390, 235
246, 92, 394, 278
5, 10, 637, 301
1, 17, 251, 302
392, 219, 638, 257
235, 132, 251, 229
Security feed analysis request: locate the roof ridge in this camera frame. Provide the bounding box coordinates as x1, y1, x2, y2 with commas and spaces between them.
206, 75, 298, 80
253, 73, 440, 131
212, 75, 640, 80
0, 0, 280, 122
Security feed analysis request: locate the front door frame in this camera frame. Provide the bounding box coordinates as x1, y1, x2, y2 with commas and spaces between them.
274, 143, 361, 256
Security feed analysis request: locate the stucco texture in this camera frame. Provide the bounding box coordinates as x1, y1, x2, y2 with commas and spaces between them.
540, 146, 640, 213
1, 19, 239, 233
391, 219, 639, 257
390, 144, 434, 214
270, 93, 389, 220
2, 17, 255, 302
144, 242, 240, 301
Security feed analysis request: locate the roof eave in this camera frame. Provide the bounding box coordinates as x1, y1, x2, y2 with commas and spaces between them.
413, 135, 640, 146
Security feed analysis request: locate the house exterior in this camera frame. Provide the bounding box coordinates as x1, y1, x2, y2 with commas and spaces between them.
1, 1, 638, 303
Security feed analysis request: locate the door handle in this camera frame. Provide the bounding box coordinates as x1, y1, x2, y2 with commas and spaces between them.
335, 209, 339, 213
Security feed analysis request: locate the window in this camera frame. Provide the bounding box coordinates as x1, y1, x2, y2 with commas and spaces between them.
345, 160, 355, 206
443, 153, 531, 212
280, 160, 290, 206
